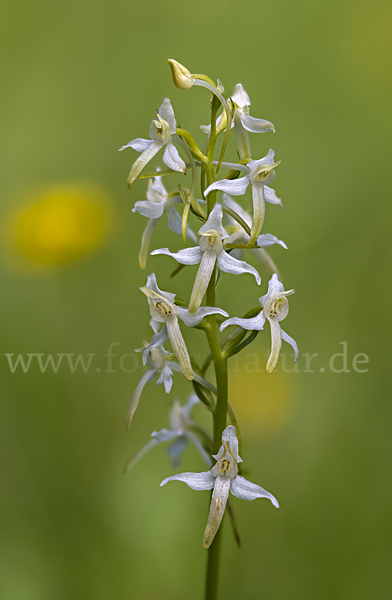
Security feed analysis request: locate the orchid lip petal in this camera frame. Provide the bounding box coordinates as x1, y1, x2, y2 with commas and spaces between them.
127, 140, 163, 186
203, 476, 231, 548
166, 315, 194, 380
188, 249, 218, 315
266, 318, 282, 373
126, 368, 157, 431
139, 219, 159, 270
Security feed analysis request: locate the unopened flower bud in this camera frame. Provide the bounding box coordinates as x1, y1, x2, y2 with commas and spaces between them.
167, 59, 194, 90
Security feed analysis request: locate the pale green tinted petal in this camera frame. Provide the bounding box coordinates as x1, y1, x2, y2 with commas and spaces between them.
133, 201, 164, 219
126, 369, 157, 430
177, 305, 229, 327
127, 140, 163, 186
166, 314, 193, 380
163, 142, 186, 173
158, 97, 177, 133
264, 185, 282, 206
151, 246, 202, 265
119, 137, 152, 152
204, 175, 251, 198
266, 318, 282, 373
240, 114, 275, 134
198, 203, 229, 239
231, 83, 251, 108
139, 219, 160, 269
257, 234, 288, 249
217, 251, 261, 284
230, 475, 279, 507
220, 312, 266, 332
249, 182, 266, 245
160, 471, 215, 490
203, 476, 231, 548
281, 329, 299, 363
188, 250, 217, 315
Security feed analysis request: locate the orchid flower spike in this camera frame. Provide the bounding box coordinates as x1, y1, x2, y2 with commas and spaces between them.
220, 273, 298, 372
161, 425, 279, 548
231, 83, 275, 160
140, 273, 228, 379
119, 98, 186, 187
204, 149, 281, 245
125, 395, 212, 472
133, 174, 197, 268
151, 203, 261, 315
223, 194, 286, 275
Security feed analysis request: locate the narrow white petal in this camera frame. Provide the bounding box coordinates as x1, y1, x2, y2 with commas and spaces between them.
127, 140, 163, 186
204, 175, 251, 198
163, 142, 186, 173
281, 329, 299, 363
188, 249, 218, 315
217, 251, 261, 284
152, 428, 177, 443
166, 207, 198, 244
133, 201, 164, 219
203, 476, 231, 548
177, 305, 229, 327
230, 475, 279, 507
262, 273, 284, 302
250, 182, 266, 245
158, 97, 177, 133
126, 369, 157, 430
151, 246, 203, 265
160, 471, 215, 490
264, 185, 282, 206
220, 312, 266, 332
257, 234, 288, 249
139, 219, 160, 269
240, 114, 275, 134
198, 203, 229, 239
266, 318, 282, 373
119, 138, 152, 152
166, 315, 194, 380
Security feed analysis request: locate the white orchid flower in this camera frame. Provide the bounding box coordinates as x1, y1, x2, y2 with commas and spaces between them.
151, 203, 261, 315
125, 395, 212, 471
141, 273, 228, 379
204, 149, 281, 245
133, 174, 197, 268
220, 273, 298, 373
223, 194, 286, 274
161, 425, 279, 548
119, 98, 186, 187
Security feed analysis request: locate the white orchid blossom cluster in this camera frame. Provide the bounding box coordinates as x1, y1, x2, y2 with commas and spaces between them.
120, 59, 298, 588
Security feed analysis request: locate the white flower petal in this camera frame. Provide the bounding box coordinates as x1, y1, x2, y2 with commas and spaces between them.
152, 428, 177, 443
142, 326, 169, 365
126, 368, 157, 430
176, 305, 229, 327
231, 83, 251, 108
264, 185, 282, 206
166, 314, 193, 380
230, 475, 279, 507
160, 471, 215, 491
219, 311, 266, 332
281, 329, 299, 363
257, 234, 288, 249
204, 175, 251, 198
217, 251, 261, 284
151, 246, 203, 266
151, 174, 167, 196
198, 203, 229, 239
188, 249, 218, 315
119, 138, 152, 152
150, 317, 160, 334
163, 142, 186, 173
266, 318, 282, 373
158, 97, 177, 133
139, 219, 160, 270
248, 149, 275, 170
240, 113, 275, 134
216, 425, 242, 463
133, 201, 164, 219
127, 140, 164, 187
203, 476, 231, 548
145, 273, 176, 304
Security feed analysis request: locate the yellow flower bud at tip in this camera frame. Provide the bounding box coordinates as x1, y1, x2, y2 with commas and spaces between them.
167, 59, 194, 90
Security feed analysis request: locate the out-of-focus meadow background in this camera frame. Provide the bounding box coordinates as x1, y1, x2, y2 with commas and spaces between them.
1, 1, 391, 598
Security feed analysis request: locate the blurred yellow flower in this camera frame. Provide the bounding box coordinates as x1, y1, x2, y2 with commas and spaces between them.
5, 183, 112, 269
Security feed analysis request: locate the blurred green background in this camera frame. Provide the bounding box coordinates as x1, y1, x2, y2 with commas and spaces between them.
1, 0, 391, 598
